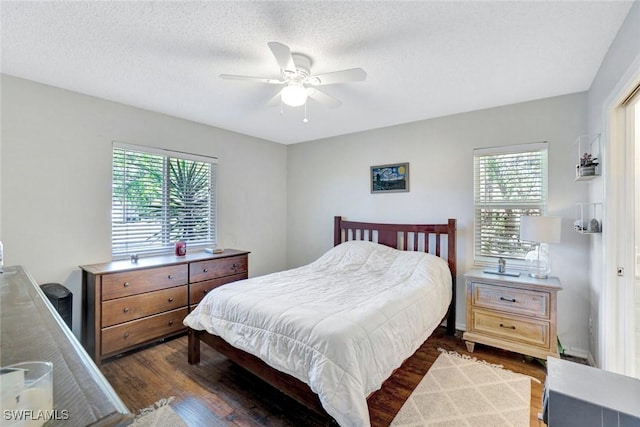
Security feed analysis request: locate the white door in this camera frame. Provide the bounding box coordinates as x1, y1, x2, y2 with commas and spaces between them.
604, 77, 640, 378
620, 86, 639, 378
633, 95, 640, 377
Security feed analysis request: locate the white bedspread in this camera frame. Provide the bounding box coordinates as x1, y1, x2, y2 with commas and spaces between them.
183, 240, 452, 427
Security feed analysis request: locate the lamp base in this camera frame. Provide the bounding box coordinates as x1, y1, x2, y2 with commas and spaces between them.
525, 244, 551, 280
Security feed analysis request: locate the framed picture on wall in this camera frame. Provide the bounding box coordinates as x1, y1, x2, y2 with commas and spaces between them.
371, 162, 409, 193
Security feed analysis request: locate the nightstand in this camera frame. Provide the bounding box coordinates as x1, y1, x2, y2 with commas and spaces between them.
463, 268, 562, 359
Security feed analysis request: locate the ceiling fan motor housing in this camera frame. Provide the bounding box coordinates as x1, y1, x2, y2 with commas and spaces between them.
283, 53, 312, 85
291, 54, 311, 76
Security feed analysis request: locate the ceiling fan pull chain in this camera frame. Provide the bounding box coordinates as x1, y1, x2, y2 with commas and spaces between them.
280, 98, 284, 116
303, 101, 309, 123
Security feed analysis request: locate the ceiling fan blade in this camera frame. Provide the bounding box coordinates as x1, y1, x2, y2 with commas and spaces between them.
266, 89, 283, 107
309, 68, 367, 86
219, 74, 284, 84
268, 42, 296, 72
307, 88, 342, 108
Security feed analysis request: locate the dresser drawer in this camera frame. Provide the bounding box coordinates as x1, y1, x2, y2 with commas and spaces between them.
101, 265, 188, 301
190, 255, 248, 283
471, 282, 550, 319
101, 285, 188, 327
101, 307, 188, 355
471, 308, 550, 349
189, 273, 247, 306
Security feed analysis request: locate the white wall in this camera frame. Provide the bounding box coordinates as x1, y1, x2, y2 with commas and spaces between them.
287, 93, 592, 355
586, 1, 640, 368
3, 67, 622, 359
0, 75, 288, 338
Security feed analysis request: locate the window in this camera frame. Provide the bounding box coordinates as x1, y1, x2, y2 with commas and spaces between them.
474, 142, 548, 263
112, 142, 217, 257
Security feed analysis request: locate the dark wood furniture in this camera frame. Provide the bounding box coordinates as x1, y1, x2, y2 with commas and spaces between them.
188, 216, 457, 418
80, 249, 249, 364
189, 253, 249, 310
0, 265, 130, 426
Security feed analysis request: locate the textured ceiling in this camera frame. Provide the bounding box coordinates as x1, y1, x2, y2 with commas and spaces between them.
0, 1, 633, 144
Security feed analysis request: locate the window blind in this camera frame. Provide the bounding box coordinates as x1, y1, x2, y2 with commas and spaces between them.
474, 142, 548, 262
112, 142, 218, 257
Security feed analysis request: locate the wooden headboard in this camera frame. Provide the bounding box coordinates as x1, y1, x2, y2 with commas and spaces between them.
334, 216, 457, 335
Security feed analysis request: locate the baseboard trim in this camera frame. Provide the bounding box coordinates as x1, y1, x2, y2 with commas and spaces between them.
563, 347, 595, 365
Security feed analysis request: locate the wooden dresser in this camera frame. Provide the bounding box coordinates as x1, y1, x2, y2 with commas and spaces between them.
463, 268, 562, 360
81, 249, 249, 364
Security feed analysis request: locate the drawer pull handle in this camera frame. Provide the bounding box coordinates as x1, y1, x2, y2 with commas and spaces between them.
123, 282, 130, 288
499, 323, 516, 330
123, 307, 130, 313
168, 275, 173, 280
203, 268, 208, 273
168, 320, 174, 326
499, 297, 517, 303
168, 297, 174, 303
203, 289, 210, 294
232, 263, 238, 270
124, 332, 130, 339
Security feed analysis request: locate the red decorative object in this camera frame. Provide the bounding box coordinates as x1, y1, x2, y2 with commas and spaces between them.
175, 241, 186, 256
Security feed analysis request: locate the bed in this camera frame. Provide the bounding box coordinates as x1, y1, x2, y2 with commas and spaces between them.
184, 216, 457, 427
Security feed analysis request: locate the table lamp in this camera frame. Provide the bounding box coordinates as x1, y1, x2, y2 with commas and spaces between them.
519, 216, 562, 279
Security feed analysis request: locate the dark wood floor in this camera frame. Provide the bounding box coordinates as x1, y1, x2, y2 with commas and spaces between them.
101, 327, 549, 426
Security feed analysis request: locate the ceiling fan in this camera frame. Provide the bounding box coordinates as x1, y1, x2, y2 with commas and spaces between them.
220, 42, 367, 110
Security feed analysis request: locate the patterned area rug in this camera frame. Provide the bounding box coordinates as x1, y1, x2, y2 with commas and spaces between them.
390, 350, 533, 427
132, 397, 187, 427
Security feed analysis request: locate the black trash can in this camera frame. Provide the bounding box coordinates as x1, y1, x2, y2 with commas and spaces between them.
40, 283, 72, 329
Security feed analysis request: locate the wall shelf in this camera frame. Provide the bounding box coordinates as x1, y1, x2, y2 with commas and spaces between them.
575, 203, 603, 234
575, 134, 601, 181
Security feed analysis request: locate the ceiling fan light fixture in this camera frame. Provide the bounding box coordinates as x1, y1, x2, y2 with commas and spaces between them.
281, 84, 308, 107
220, 42, 366, 112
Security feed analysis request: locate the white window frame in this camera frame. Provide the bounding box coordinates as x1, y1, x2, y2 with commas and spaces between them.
111, 142, 218, 258
473, 142, 549, 267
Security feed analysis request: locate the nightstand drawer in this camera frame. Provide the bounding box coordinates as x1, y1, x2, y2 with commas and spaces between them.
102, 285, 188, 327
471, 309, 550, 348
101, 307, 188, 355
101, 265, 188, 300
472, 282, 550, 319
190, 255, 248, 283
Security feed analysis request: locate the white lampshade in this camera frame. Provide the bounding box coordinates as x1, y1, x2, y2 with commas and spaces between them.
520, 216, 562, 244
281, 84, 308, 107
